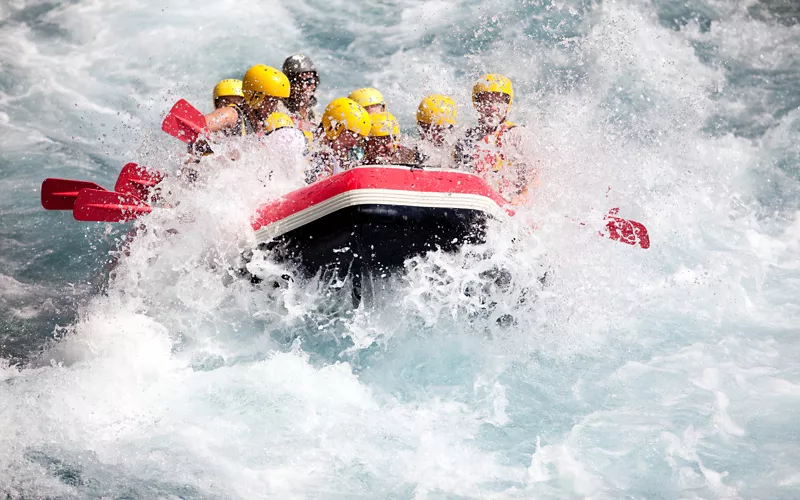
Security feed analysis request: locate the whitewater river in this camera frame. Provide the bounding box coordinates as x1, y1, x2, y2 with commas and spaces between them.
1, 0, 799, 497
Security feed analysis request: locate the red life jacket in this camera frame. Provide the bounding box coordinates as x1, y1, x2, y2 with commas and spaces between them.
472, 121, 517, 195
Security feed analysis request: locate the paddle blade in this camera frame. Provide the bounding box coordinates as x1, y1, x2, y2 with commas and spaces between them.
604, 215, 651, 249
42, 178, 107, 210
73, 189, 152, 222
161, 99, 207, 143
114, 162, 165, 200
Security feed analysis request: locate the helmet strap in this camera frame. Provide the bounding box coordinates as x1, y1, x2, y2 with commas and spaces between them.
327, 122, 344, 141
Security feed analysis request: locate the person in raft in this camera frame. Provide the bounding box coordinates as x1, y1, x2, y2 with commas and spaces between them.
186, 78, 247, 158
305, 98, 371, 184
212, 79, 245, 111
453, 74, 536, 204
348, 87, 387, 115
360, 112, 418, 165
280, 53, 320, 132
261, 112, 312, 156
362, 112, 400, 165
413, 93, 458, 167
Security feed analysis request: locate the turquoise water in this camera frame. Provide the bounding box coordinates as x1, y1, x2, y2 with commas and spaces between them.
1, 0, 799, 497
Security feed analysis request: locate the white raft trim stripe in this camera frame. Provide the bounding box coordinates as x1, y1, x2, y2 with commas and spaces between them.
254, 188, 507, 242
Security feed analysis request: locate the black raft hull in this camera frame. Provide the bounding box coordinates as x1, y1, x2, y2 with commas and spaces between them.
263, 203, 489, 280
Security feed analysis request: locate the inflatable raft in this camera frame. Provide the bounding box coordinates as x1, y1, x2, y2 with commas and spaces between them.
249, 165, 512, 283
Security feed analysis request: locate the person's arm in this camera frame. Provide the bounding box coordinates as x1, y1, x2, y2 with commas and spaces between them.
204, 107, 239, 133
185, 107, 239, 161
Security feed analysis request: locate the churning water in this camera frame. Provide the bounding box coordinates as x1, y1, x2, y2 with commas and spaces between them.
1, 0, 800, 497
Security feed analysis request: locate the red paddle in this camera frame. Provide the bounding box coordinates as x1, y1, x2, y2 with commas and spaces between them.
161, 99, 207, 143
114, 162, 165, 200
601, 209, 650, 249
73, 189, 152, 222
41, 178, 108, 210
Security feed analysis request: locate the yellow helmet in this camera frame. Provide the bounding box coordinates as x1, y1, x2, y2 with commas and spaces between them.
347, 87, 386, 110
472, 74, 513, 107
321, 98, 372, 140
242, 65, 291, 108
369, 112, 400, 137
416, 94, 457, 126
263, 112, 295, 134
213, 79, 244, 101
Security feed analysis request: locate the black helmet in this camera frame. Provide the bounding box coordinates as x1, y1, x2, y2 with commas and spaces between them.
282, 54, 319, 84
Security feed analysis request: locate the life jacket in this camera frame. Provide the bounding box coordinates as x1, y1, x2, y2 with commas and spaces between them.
472, 121, 516, 174
469, 121, 520, 196
225, 103, 256, 137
